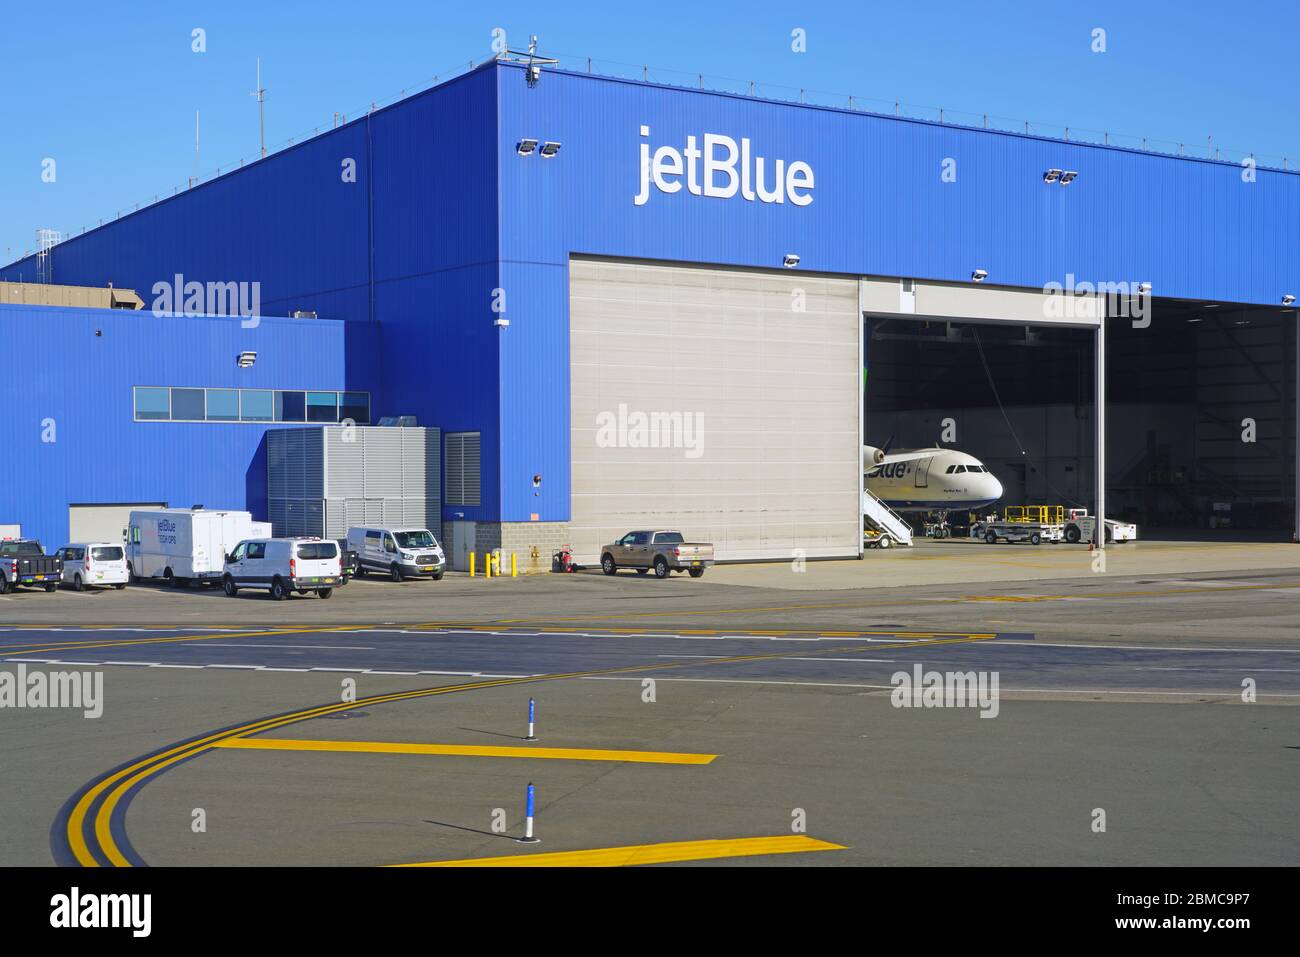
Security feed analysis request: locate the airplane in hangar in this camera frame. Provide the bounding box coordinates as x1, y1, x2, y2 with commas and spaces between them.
863, 443, 1005, 514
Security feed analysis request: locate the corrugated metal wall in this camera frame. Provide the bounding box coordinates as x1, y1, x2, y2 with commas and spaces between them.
267, 426, 441, 539
4, 62, 1296, 533
0, 304, 371, 548
1, 68, 504, 526
496, 62, 1300, 524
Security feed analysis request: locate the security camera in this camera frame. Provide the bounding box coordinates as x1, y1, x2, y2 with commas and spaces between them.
971, 269, 988, 282
532, 474, 542, 487
783, 253, 800, 268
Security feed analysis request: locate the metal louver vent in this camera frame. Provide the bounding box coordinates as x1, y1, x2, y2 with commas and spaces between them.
444, 432, 481, 506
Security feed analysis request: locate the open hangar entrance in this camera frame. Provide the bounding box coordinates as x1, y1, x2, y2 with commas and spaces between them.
867, 285, 1298, 541
861, 278, 1105, 540
1108, 299, 1296, 537
865, 316, 1096, 520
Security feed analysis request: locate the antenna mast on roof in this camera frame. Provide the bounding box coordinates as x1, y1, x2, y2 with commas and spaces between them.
501, 35, 557, 88
250, 58, 267, 157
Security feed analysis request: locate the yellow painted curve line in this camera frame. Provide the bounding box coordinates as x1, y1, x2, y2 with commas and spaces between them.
212, 737, 718, 765
392, 835, 847, 867
71, 633, 991, 867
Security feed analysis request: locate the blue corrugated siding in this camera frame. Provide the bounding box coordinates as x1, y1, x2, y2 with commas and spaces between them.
495, 62, 1300, 521
2, 126, 373, 321
0, 304, 375, 547
368, 67, 502, 523
5, 62, 1296, 527
496, 64, 1299, 297
1, 66, 504, 522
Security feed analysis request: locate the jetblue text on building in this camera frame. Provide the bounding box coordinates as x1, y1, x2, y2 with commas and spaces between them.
635, 126, 815, 207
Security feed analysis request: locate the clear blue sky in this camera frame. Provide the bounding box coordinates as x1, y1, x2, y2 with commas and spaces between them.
3, 0, 1297, 263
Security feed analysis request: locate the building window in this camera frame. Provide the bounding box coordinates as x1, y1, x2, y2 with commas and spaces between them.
171, 388, 206, 421
240, 389, 274, 422
207, 389, 239, 421
133, 387, 170, 420
306, 391, 338, 423
133, 387, 370, 424
445, 432, 481, 506
275, 391, 306, 422
339, 391, 370, 424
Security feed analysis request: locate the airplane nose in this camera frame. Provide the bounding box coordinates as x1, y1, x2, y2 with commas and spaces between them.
989, 476, 1004, 500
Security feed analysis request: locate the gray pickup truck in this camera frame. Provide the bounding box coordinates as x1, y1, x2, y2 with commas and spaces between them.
600, 530, 714, 579
0, 539, 64, 593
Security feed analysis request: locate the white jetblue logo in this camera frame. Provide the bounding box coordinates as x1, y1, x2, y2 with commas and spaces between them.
634, 126, 814, 207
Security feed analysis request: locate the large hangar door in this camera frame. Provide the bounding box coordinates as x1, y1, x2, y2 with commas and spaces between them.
569, 257, 861, 564
69, 503, 165, 544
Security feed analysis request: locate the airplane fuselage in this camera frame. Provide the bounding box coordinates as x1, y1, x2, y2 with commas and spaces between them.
864, 446, 1004, 513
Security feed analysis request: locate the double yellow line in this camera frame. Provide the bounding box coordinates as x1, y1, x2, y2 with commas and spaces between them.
63, 633, 993, 866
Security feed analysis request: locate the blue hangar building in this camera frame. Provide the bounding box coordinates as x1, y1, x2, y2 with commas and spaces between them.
3, 58, 1298, 565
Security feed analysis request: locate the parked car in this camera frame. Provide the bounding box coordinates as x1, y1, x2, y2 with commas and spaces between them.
127, 508, 260, 587
346, 527, 445, 581
222, 537, 342, 600
0, 539, 63, 593
600, 530, 714, 579
58, 543, 129, 591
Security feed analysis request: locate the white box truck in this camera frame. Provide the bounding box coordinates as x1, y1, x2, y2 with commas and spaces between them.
126, 508, 259, 587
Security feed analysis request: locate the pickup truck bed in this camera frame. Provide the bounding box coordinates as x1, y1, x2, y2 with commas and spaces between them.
0, 541, 64, 592
600, 530, 715, 579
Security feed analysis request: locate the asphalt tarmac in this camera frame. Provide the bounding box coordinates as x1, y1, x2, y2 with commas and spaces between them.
1, 559, 1297, 867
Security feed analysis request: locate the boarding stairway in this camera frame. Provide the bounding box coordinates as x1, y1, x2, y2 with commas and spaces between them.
862, 489, 914, 546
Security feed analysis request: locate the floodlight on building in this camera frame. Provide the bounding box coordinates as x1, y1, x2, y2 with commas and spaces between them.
783, 253, 800, 268
236, 351, 257, 368
971, 268, 988, 282
1059, 170, 1078, 185
517, 138, 538, 156
1137, 282, 1152, 294
1043, 169, 1062, 184
539, 141, 562, 158
1282, 294, 1295, 306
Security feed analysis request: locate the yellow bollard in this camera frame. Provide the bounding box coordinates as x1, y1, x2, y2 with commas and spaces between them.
511, 552, 517, 578
469, 552, 476, 578
485, 551, 492, 578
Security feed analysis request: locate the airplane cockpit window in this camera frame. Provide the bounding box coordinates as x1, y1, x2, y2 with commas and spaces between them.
945, 465, 956, 473
955, 465, 967, 473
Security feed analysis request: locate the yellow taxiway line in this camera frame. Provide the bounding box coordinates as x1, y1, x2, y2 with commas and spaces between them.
213, 737, 717, 765
392, 835, 846, 867
68, 633, 988, 867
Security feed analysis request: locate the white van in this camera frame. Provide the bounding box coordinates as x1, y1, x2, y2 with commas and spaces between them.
126, 508, 259, 586
222, 537, 342, 600
346, 526, 445, 581
58, 543, 129, 591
